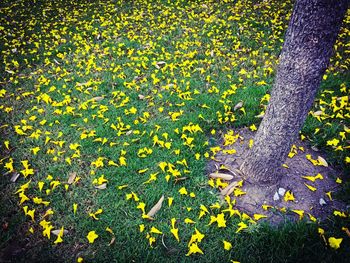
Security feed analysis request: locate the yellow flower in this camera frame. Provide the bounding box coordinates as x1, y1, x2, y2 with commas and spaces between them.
150, 227, 162, 235
284, 190, 295, 202
184, 218, 196, 224
179, 187, 188, 195
188, 228, 205, 246
86, 231, 99, 243
236, 222, 248, 233
170, 218, 180, 242
328, 237, 343, 249
223, 240, 232, 250
186, 243, 204, 256
89, 209, 103, 220
139, 224, 145, 233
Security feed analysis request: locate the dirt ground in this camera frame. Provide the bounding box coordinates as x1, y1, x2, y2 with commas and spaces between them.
207, 128, 346, 224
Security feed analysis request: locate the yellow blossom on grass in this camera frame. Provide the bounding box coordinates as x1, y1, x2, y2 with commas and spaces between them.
328, 237, 343, 249
236, 222, 248, 233
89, 209, 103, 220
184, 218, 196, 224
170, 218, 180, 242
223, 240, 232, 250
86, 231, 98, 243
150, 227, 162, 235
139, 224, 145, 233
179, 187, 188, 195
186, 243, 204, 256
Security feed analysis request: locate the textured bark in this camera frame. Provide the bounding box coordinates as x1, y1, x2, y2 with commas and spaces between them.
240, 0, 348, 185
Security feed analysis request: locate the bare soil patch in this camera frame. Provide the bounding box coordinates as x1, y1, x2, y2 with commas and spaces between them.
208, 128, 346, 224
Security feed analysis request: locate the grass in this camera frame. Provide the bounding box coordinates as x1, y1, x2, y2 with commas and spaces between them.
0, 0, 349, 262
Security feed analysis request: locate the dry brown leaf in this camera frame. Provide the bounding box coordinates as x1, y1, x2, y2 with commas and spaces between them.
313, 110, 323, 116
220, 181, 239, 196
10, 173, 20, 183
234, 101, 243, 111
92, 96, 104, 102
146, 195, 164, 218
318, 156, 328, 167
155, 61, 166, 69
209, 172, 233, 181
344, 228, 350, 238
126, 130, 133, 136
174, 177, 188, 183
51, 229, 68, 236
67, 172, 77, 185
109, 236, 116, 246
138, 94, 145, 100
95, 183, 107, 190
76, 82, 89, 87
224, 184, 237, 197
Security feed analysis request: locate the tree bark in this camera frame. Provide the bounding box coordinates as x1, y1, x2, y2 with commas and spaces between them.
240, 0, 348, 185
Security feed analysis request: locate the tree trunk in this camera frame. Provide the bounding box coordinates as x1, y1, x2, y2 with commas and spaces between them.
240, 0, 348, 185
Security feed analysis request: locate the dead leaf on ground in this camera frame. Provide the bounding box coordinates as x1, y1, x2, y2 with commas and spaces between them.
155, 61, 166, 69
220, 181, 239, 196
10, 173, 20, 183
209, 172, 233, 181
234, 101, 243, 111
318, 156, 328, 167
67, 172, 77, 185
126, 130, 133, 136
95, 183, 107, 190
174, 177, 188, 183
92, 96, 104, 102
138, 94, 145, 100
146, 195, 164, 218
51, 229, 68, 236
109, 236, 116, 246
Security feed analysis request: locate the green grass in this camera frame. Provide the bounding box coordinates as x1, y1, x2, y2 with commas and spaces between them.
1, 0, 349, 262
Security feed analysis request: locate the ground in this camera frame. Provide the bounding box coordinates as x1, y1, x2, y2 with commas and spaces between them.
208, 128, 346, 224
0, 0, 350, 262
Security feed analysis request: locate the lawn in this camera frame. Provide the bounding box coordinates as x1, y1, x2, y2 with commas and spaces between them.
0, 0, 349, 262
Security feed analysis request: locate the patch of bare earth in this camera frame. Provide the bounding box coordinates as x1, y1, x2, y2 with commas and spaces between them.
208, 128, 346, 224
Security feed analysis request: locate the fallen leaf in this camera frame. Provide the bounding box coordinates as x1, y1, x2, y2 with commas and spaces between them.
155, 61, 166, 69
174, 177, 188, 183
10, 173, 20, 183
109, 236, 116, 246
95, 183, 107, 189
51, 229, 68, 236
221, 181, 239, 196
86, 231, 98, 243
67, 172, 76, 184
138, 94, 145, 100
209, 172, 233, 181
317, 156, 328, 167
146, 195, 164, 218
92, 96, 104, 102
342, 227, 350, 238
233, 101, 243, 111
